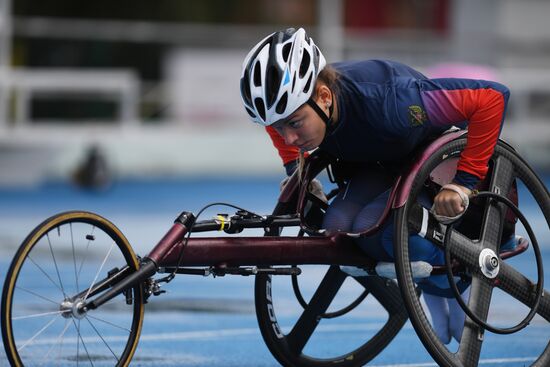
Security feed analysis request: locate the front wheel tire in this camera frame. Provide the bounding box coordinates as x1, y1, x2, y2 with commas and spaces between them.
1, 211, 145, 366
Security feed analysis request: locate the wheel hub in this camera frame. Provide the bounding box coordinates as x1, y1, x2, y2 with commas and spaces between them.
479, 248, 499, 279
60, 299, 87, 319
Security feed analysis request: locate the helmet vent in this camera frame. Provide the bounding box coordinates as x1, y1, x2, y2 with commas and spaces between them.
303, 73, 312, 94
245, 107, 256, 118
266, 65, 280, 107
299, 50, 311, 78
253, 61, 262, 87
276, 92, 288, 114
240, 76, 251, 105
254, 98, 266, 121
282, 43, 291, 62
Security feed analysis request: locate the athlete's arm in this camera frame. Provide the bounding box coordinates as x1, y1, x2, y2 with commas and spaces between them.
420, 78, 510, 189
419, 78, 509, 218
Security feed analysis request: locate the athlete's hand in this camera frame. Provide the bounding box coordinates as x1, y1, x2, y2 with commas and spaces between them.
308, 178, 327, 203
280, 177, 327, 203
432, 184, 471, 222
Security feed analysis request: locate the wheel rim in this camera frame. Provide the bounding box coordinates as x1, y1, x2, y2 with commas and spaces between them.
395, 139, 550, 367
2, 211, 144, 367
254, 195, 408, 366
255, 267, 408, 367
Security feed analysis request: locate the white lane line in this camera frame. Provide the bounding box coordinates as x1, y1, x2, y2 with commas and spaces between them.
18, 322, 404, 346
138, 322, 407, 343
139, 327, 258, 342
368, 356, 537, 367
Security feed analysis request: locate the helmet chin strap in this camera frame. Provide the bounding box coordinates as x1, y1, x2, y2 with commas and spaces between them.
306, 95, 335, 138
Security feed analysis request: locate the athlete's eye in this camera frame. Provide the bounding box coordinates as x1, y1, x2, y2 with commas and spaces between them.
288, 120, 301, 129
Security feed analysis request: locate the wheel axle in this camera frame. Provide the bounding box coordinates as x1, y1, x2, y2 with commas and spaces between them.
479, 248, 500, 279
60, 299, 87, 320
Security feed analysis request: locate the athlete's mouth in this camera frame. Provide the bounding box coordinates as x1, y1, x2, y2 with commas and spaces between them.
298, 141, 311, 151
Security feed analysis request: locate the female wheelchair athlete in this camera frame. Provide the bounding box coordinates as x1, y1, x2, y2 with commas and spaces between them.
2, 130, 549, 367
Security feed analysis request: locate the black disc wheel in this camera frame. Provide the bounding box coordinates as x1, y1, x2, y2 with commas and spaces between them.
394, 138, 550, 367
2, 211, 145, 366
254, 201, 409, 366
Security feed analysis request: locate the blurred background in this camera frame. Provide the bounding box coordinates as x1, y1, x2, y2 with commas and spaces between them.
1, 2, 549, 365
0, 0, 549, 188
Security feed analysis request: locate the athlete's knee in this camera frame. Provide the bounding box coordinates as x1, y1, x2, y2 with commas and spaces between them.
408, 235, 443, 263
355, 235, 393, 262
322, 207, 354, 232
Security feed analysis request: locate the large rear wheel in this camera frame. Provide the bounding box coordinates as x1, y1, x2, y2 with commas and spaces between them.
255, 189, 408, 366
395, 139, 550, 367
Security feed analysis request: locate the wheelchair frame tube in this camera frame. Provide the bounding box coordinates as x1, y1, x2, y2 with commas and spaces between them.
155, 235, 375, 268
147, 211, 195, 264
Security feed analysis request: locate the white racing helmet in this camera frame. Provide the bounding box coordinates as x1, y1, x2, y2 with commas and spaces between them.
240, 28, 326, 126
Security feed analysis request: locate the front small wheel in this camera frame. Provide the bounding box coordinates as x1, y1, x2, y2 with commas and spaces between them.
1, 211, 145, 366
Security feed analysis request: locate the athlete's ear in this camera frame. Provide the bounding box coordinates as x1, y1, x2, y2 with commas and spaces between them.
314, 84, 332, 109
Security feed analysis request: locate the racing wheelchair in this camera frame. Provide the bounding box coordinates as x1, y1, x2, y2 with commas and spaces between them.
2, 130, 549, 366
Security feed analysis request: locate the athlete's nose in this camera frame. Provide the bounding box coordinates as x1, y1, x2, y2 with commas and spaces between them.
281, 128, 299, 146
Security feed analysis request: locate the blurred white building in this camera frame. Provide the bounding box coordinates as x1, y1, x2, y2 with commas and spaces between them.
0, 0, 549, 186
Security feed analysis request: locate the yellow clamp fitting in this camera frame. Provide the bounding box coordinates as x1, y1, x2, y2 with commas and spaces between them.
216, 215, 226, 231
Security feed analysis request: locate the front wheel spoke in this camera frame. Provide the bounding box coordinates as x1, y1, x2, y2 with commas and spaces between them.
47, 233, 68, 298
496, 262, 550, 321
286, 266, 347, 354
18, 315, 60, 352
87, 314, 132, 333
84, 243, 115, 301
85, 316, 120, 361
457, 276, 494, 365
72, 319, 94, 366
15, 285, 61, 306
57, 319, 68, 366
28, 255, 66, 296
70, 223, 80, 294
13, 310, 66, 321
77, 226, 96, 280
43, 319, 72, 361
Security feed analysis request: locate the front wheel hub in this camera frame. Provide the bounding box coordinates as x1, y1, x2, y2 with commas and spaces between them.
60, 299, 87, 320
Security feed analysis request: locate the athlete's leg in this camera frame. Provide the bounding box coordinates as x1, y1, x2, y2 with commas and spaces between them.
423, 292, 451, 344
350, 188, 393, 261
367, 190, 467, 344
323, 169, 393, 235
336, 168, 396, 261
448, 287, 470, 342
380, 222, 444, 263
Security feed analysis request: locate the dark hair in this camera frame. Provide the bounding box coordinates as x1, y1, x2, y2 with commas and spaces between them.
314, 65, 341, 98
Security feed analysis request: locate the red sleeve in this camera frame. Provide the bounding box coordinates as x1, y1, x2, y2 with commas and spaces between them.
451, 89, 506, 180
265, 126, 301, 165
422, 82, 509, 180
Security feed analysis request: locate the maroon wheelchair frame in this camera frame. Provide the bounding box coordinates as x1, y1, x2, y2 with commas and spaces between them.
149, 130, 468, 269
85, 128, 532, 315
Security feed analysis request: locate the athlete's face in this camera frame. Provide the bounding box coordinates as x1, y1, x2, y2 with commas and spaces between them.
272, 103, 326, 152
